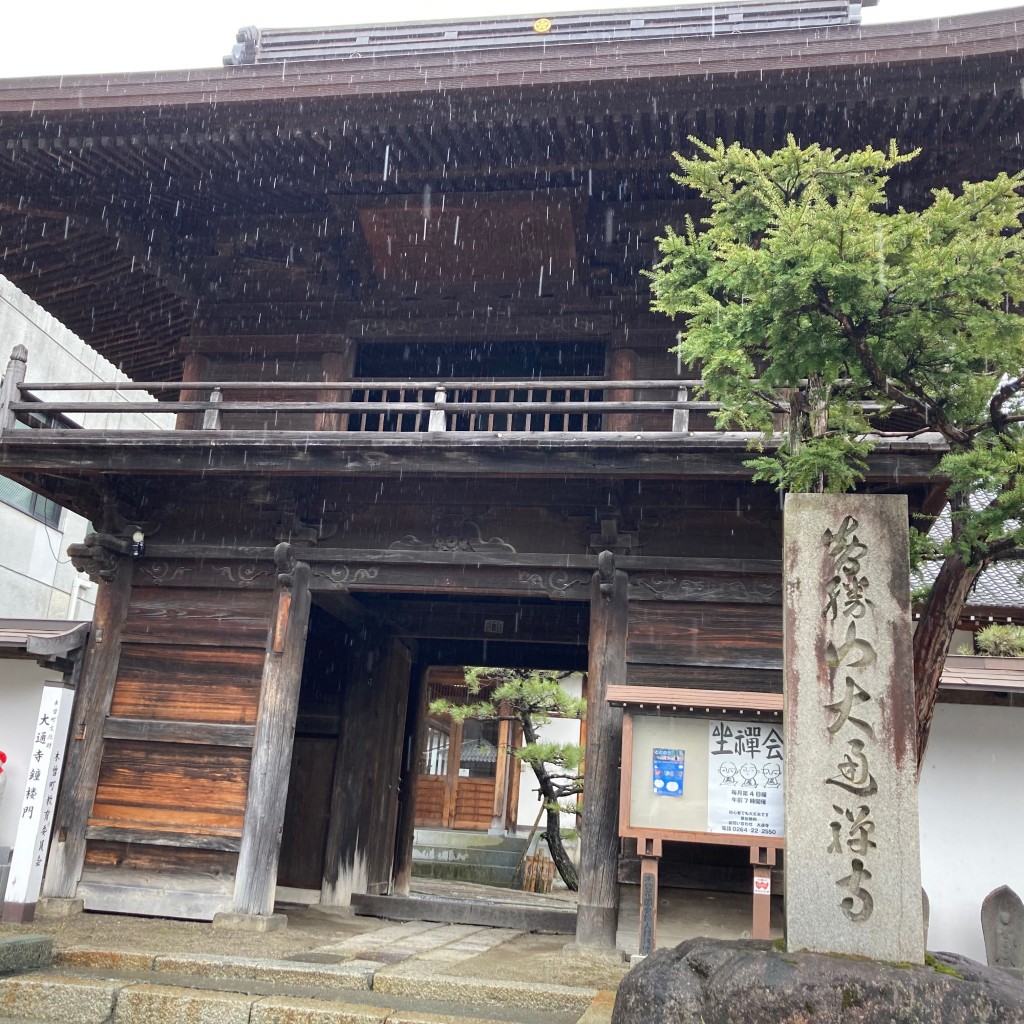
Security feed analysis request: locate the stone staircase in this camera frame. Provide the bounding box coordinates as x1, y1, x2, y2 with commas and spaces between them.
0, 925, 618, 1024
412, 829, 532, 887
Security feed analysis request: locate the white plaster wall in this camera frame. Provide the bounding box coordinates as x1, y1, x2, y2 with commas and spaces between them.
0, 274, 173, 431
919, 703, 1024, 963
514, 673, 584, 835
0, 660, 50, 849
0, 274, 166, 620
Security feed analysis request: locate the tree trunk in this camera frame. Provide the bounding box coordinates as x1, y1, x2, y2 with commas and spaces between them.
543, 803, 579, 891
520, 712, 579, 891
913, 552, 983, 768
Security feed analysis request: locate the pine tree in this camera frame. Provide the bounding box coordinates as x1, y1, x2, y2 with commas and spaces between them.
431, 666, 585, 890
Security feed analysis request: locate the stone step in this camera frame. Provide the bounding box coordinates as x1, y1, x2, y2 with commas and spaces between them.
413, 831, 531, 854
351, 893, 577, 934
412, 831, 535, 886
0, 961, 599, 1024
413, 844, 526, 869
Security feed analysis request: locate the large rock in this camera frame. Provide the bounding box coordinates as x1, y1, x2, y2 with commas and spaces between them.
612, 938, 1024, 1024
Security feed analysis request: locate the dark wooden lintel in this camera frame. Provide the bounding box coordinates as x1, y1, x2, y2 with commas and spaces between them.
140, 545, 781, 575
0, 431, 944, 483
83, 825, 242, 852
102, 718, 256, 748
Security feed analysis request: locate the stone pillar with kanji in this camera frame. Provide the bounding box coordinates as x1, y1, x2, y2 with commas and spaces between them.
783, 494, 924, 963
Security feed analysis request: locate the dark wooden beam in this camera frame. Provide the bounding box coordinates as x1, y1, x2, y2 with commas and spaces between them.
102, 718, 255, 748
0, 432, 946, 483
43, 555, 133, 900
83, 826, 242, 852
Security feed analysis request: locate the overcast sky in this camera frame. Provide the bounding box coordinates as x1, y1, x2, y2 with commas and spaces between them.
0, 0, 1020, 79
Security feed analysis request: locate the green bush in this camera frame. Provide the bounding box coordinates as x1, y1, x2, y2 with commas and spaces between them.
974, 624, 1024, 657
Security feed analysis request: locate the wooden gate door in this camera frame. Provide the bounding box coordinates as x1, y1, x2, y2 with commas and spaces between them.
416, 715, 502, 831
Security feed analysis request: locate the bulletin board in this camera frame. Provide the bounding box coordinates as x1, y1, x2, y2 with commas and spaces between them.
618, 705, 785, 849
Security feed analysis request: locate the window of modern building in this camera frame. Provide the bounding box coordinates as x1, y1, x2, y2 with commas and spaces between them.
0, 477, 62, 528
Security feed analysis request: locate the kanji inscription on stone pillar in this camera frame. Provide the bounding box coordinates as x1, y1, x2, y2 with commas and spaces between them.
784, 494, 924, 963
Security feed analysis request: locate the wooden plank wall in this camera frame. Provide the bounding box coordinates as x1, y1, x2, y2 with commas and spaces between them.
79, 584, 272, 918
625, 601, 783, 690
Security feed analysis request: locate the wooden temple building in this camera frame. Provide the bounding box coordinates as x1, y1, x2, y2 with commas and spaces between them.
0, 1, 1021, 944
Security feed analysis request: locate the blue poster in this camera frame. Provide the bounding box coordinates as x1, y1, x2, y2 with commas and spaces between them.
652, 747, 685, 796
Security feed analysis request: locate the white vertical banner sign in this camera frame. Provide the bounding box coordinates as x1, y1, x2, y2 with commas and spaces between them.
3, 683, 75, 922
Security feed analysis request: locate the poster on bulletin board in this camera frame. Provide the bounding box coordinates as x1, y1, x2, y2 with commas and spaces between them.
628, 715, 784, 839
651, 748, 685, 796
705, 720, 784, 838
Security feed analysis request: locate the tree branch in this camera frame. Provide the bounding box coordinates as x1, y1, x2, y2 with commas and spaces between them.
990, 374, 1024, 432
814, 285, 972, 444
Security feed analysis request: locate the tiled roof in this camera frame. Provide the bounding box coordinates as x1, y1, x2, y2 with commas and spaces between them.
0, 619, 89, 657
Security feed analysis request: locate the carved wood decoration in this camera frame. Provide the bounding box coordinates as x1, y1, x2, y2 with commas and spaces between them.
389, 518, 516, 554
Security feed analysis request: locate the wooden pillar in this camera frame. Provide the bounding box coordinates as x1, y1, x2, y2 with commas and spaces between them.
604, 343, 638, 432
489, 702, 512, 834
392, 665, 428, 896
314, 344, 355, 432
506, 720, 523, 832
177, 352, 209, 430
43, 552, 132, 899
232, 543, 312, 918
751, 845, 776, 940
638, 837, 662, 956
0, 344, 28, 433
576, 552, 626, 948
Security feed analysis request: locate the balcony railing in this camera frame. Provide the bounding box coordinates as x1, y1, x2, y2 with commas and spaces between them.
2, 373, 717, 435
1, 345, 898, 439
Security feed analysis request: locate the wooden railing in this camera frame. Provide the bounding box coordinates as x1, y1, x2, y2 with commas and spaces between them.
1, 353, 716, 436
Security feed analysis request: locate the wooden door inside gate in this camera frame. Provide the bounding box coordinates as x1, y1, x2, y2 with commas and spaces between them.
414, 669, 516, 832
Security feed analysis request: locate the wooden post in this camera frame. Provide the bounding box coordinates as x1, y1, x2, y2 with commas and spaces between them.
490, 704, 512, 834
392, 665, 428, 896
231, 543, 312, 918
671, 386, 690, 434
0, 344, 28, 433
42, 553, 132, 899
604, 343, 637, 432
428, 386, 447, 432
177, 352, 209, 430
576, 551, 626, 948
750, 844, 776, 940
202, 388, 223, 430
314, 345, 354, 432
638, 836, 662, 956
